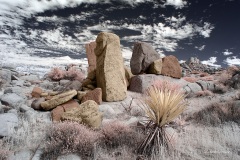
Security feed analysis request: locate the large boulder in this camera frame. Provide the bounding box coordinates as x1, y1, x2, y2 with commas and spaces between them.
147, 59, 162, 75
129, 74, 189, 93
61, 100, 103, 128
161, 55, 182, 79
0, 113, 18, 137
81, 88, 102, 105
130, 42, 160, 75
86, 41, 97, 73
94, 32, 127, 102
40, 90, 77, 111
0, 93, 25, 109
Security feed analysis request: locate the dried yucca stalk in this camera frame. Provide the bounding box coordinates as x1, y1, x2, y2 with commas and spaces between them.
138, 80, 188, 155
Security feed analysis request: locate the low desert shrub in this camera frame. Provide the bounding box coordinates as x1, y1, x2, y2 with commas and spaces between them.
48, 67, 85, 82
189, 101, 240, 126
195, 90, 214, 97
42, 122, 101, 159
0, 140, 11, 160
183, 77, 198, 83
100, 121, 143, 149
48, 67, 65, 81
138, 80, 188, 155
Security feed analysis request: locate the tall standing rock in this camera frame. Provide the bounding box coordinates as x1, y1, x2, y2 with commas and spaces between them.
130, 42, 160, 75
94, 32, 127, 102
161, 55, 182, 79
85, 41, 97, 73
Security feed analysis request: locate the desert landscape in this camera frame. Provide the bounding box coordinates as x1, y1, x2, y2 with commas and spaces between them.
0, 32, 239, 160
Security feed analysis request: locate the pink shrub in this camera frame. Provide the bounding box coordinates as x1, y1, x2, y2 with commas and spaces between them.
48, 66, 85, 82
65, 67, 85, 82
152, 80, 182, 92
48, 67, 65, 81
199, 72, 209, 77
183, 77, 198, 83
100, 121, 142, 148
199, 75, 214, 81
195, 90, 214, 97
43, 122, 101, 158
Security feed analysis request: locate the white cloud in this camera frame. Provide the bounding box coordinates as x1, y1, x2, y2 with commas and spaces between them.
223, 49, 233, 56
164, 0, 187, 9
195, 45, 206, 51
195, 22, 214, 38
202, 57, 221, 68
224, 56, 240, 66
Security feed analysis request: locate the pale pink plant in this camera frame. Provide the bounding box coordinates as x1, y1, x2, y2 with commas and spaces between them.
43, 122, 100, 158
183, 77, 198, 83
48, 67, 65, 81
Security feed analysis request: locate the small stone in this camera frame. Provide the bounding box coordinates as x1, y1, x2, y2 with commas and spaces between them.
82, 88, 102, 104
40, 92, 49, 97
31, 98, 45, 110
147, 59, 162, 75
0, 93, 25, 109
31, 87, 43, 98
0, 113, 18, 137
41, 90, 77, 111
77, 91, 87, 101
51, 100, 80, 122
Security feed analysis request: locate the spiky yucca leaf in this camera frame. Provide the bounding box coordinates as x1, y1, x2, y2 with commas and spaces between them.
144, 84, 187, 127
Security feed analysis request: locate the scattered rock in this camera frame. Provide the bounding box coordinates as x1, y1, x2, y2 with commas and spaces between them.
20, 104, 33, 112
31, 97, 45, 110
99, 104, 117, 119
81, 88, 102, 104
0, 113, 18, 137
161, 55, 182, 79
59, 79, 70, 86
147, 59, 162, 75
61, 100, 103, 128
130, 42, 160, 75
20, 74, 40, 82
51, 100, 80, 122
0, 69, 11, 86
0, 93, 25, 109
25, 110, 52, 124
95, 32, 127, 102
124, 66, 134, 87
8, 149, 32, 160
80, 100, 103, 128
77, 91, 87, 101
31, 87, 43, 98
129, 74, 189, 93
57, 154, 81, 160
4, 86, 29, 99
41, 90, 77, 111
86, 41, 97, 73
57, 80, 82, 92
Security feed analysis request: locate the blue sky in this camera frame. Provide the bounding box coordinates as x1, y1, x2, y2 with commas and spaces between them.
0, 0, 240, 68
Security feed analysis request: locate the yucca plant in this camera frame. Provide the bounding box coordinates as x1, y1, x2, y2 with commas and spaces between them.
137, 80, 188, 155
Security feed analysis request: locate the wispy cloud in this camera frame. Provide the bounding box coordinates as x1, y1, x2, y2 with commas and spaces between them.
224, 56, 240, 66
202, 57, 221, 68
195, 45, 206, 51
163, 0, 187, 9
223, 49, 233, 56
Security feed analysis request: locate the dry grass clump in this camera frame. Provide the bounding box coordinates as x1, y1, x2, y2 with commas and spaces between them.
100, 121, 143, 148
195, 90, 214, 97
0, 140, 11, 160
183, 76, 198, 83
138, 80, 188, 155
48, 67, 85, 82
42, 122, 101, 159
188, 101, 240, 126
